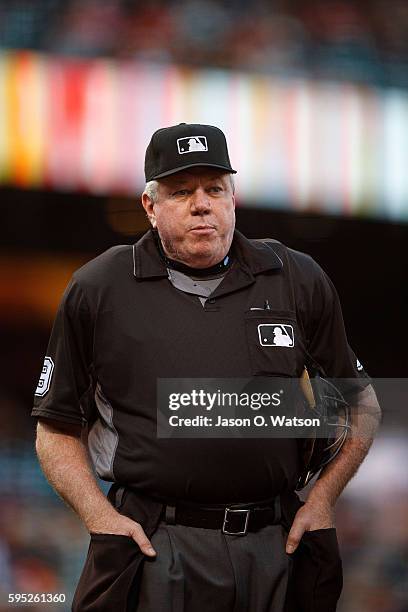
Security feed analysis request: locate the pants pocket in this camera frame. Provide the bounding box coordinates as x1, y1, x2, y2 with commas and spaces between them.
287, 528, 343, 612
72, 534, 144, 612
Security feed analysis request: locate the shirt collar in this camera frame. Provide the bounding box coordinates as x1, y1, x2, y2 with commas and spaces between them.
232, 229, 283, 274
132, 228, 283, 279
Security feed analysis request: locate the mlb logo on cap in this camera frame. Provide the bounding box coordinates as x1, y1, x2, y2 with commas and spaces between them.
144, 123, 237, 182
258, 324, 294, 347
177, 136, 208, 154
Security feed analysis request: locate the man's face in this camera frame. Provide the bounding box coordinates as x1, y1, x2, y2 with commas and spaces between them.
142, 168, 236, 268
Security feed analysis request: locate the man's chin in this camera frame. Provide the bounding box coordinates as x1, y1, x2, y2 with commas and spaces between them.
184, 249, 225, 268
165, 236, 229, 268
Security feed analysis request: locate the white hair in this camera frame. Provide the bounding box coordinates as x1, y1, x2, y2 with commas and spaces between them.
143, 174, 235, 204
143, 180, 160, 204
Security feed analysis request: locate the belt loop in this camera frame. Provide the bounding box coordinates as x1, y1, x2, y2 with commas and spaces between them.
115, 485, 126, 511
165, 505, 176, 525
274, 495, 282, 523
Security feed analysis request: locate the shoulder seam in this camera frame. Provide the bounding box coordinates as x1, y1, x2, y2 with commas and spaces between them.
70, 274, 92, 314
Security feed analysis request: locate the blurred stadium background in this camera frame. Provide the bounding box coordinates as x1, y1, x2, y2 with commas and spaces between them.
1, 1, 408, 610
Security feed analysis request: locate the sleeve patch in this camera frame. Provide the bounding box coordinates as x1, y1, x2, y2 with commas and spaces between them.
35, 356, 54, 397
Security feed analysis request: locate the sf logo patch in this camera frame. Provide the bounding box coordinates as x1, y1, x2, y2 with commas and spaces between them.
35, 356, 54, 396
258, 324, 294, 347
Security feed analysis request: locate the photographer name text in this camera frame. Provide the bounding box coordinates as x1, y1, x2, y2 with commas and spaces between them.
168, 415, 321, 428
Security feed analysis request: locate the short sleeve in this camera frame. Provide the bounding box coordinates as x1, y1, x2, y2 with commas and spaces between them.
304, 262, 371, 398
31, 277, 96, 426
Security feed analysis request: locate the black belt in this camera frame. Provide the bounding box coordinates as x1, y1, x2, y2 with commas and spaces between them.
160, 496, 282, 536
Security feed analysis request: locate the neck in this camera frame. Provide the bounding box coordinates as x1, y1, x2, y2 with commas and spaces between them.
154, 232, 232, 278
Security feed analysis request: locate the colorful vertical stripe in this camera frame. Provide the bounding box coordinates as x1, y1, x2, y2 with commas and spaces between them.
0, 50, 407, 221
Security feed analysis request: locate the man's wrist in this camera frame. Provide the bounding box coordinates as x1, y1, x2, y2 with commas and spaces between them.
306, 478, 338, 509
83, 505, 119, 533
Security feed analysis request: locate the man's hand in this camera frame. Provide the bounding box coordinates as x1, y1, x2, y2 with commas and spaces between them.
285, 498, 334, 554
36, 419, 157, 556
87, 510, 156, 556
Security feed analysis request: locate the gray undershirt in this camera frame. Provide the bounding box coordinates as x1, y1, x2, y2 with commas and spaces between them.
166, 267, 228, 306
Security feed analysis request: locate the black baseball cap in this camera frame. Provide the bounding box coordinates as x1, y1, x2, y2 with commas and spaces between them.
144, 123, 237, 182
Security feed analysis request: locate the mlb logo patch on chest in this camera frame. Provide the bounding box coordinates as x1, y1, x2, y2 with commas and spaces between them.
258, 324, 294, 347
35, 356, 54, 396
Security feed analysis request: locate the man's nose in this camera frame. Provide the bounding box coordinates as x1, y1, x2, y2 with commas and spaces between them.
190, 188, 211, 213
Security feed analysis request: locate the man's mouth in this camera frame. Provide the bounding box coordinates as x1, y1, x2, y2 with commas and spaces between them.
189, 225, 216, 234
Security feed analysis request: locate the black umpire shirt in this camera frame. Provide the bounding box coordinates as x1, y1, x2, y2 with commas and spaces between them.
31, 229, 370, 503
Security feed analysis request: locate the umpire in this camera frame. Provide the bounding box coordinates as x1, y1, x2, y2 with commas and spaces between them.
32, 123, 380, 612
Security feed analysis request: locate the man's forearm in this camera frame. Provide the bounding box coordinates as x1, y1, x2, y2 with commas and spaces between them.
307, 384, 381, 507
35, 420, 117, 532
35, 420, 157, 555
285, 384, 382, 552
307, 435, 373, 507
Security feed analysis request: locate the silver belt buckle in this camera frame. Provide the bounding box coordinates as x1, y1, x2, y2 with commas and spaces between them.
222, 507, 250, 535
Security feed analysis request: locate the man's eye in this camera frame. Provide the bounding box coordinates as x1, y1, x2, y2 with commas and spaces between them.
209, 186, 222, 192
173, 190, 188, 196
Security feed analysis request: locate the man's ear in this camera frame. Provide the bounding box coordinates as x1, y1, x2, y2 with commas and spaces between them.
141, 193, 157, 228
